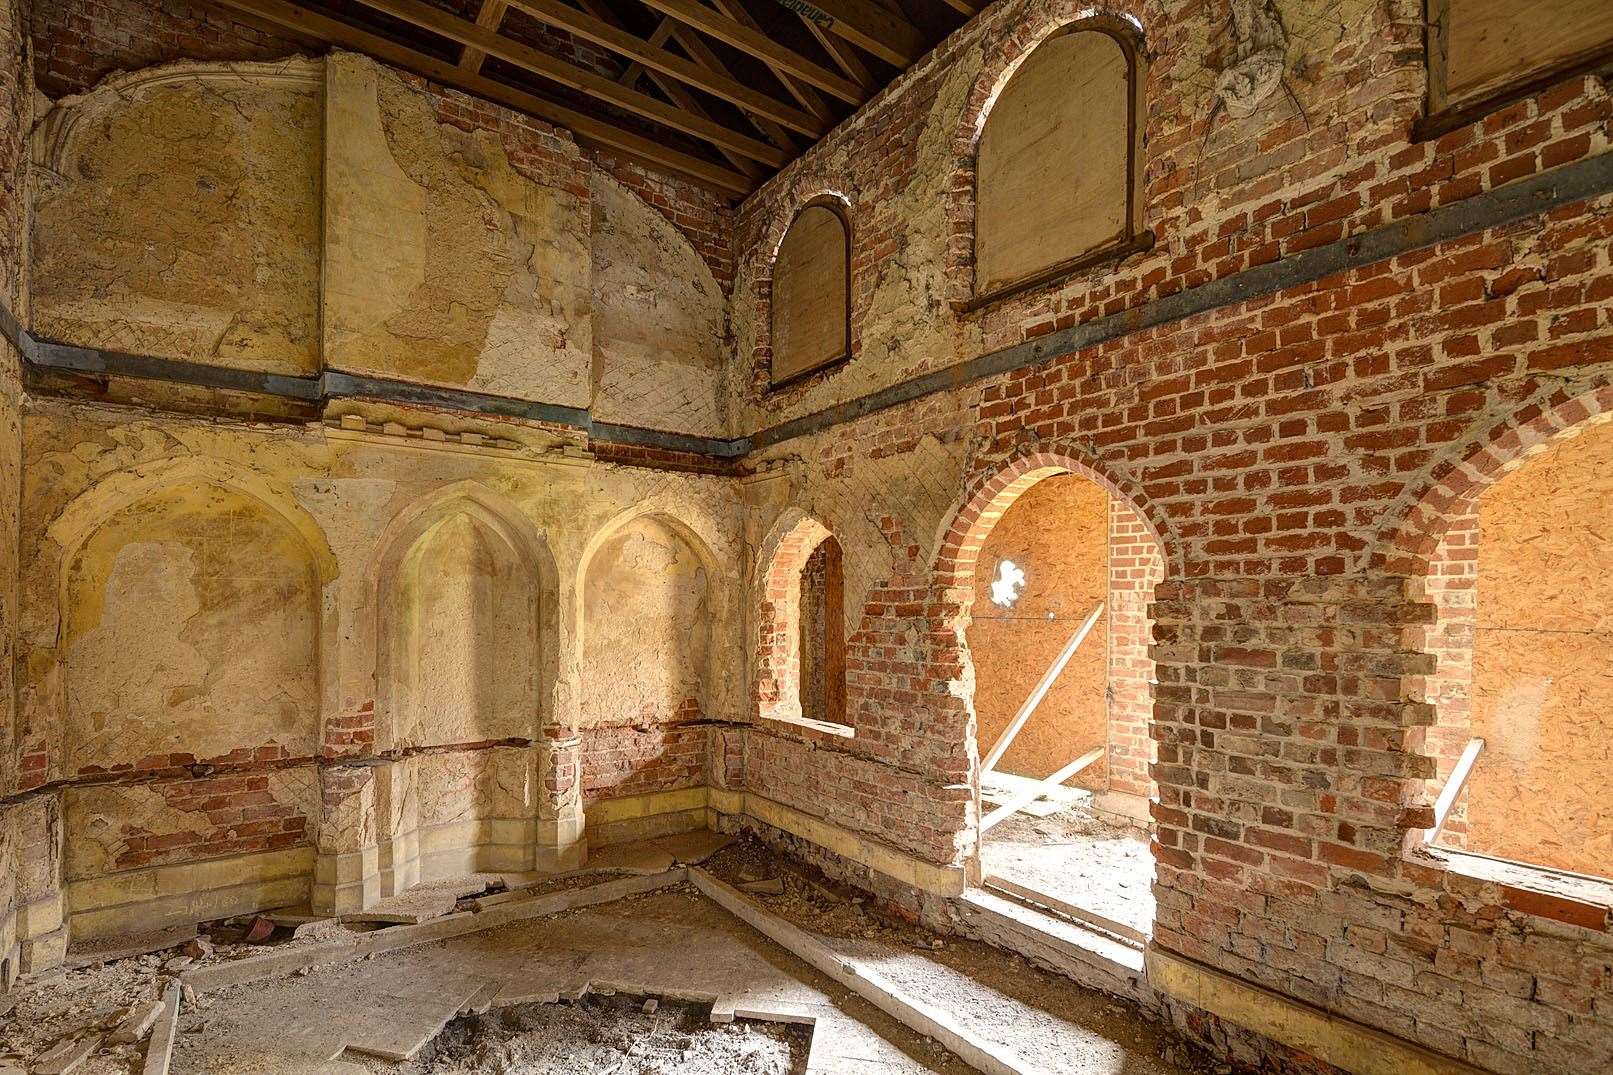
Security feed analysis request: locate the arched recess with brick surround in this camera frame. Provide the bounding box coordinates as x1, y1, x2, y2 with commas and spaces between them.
944, 4, 1151, 309
754, 510, 850, 736
1378, 383, 1613, 882
932, 447, 1172, 856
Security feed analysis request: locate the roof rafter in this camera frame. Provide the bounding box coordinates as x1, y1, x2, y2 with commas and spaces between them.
704, 0, 839, 120
206, 0, 752, 193
769, 0, 926, 68
633, 0, 867, 104
499, 0, 824, 137
458, 0, 509, 73
346, 0, 790, 166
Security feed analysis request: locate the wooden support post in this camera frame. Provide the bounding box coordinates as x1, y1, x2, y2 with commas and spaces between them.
979, 747, 1105, 834
980, 601, 1104, 775
1424, 737, 1485, 845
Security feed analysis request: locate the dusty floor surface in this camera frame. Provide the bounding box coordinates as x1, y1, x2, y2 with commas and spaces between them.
383, 994, 809, 1075
978, 804, 1155, 938
703, 842, 1214, 1075
5, 838, 1211, 1075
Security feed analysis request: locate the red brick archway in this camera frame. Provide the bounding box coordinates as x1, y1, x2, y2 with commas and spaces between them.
1376, 383, 1613, 575
930, 446, 1172, 847
754, 512, 850, 735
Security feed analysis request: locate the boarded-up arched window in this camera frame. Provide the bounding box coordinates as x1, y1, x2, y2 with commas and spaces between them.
974, 25, 1144, 303
1423, 0, 1613, 136
770, 202, 850, 386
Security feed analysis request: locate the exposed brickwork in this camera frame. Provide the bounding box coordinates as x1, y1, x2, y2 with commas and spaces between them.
580, 714, 707, 805
728, 0, 1613, 1069
589, 150, 737, 292
30, 0, 297, 99
1107, 498, 1164, 802
1422, 511, 1477, 845
110, 769, 311, 871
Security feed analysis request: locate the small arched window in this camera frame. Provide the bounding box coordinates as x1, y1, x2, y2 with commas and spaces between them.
973, 24, 1146, 305
770, 201, 851, 388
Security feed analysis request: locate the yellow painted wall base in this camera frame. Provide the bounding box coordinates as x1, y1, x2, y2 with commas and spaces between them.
588, 784, 966, 897
1147, 945, 1485, 1075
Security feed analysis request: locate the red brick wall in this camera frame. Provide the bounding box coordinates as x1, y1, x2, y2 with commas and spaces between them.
30, 0, 297, 99
1106, 498, 1162, 802
730, 0, 1613, 1069
1423, 511, 1477, 846
580, 715, 707, 805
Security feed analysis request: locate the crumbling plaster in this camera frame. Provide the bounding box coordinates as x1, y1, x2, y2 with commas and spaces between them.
17, 396, 746, 930
30, 59, 323, 374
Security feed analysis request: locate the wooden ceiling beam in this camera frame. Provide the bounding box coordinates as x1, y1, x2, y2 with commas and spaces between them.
935, 0, 981, 16
703, 0, 836, 121
798, 13, 872, 88
501, 0, 823, 137
602, 11, 760, 178
634, 0, 866, 104
660, 17, 798, 151
347, 0, 789, 166
205, 0, 752, 194
771, 0, 926, 67
458, 0, 510, 73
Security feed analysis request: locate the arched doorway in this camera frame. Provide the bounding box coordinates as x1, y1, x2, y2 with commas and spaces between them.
943, 454, 1166, 941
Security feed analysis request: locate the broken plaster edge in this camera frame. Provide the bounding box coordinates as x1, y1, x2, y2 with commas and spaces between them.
1145, 945, 1487, 1075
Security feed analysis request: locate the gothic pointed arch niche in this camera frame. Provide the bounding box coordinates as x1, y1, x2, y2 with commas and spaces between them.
575, 505, 724, 806
368, 483, 557, 891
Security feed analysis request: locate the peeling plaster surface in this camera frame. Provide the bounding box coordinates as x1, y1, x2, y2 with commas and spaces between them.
31, 62, 322, 374
590, 173, 727, 437
388, 512, 533, 749
323, 54, 592, 405
63, 482, 321, 772
581, 516, 710, 729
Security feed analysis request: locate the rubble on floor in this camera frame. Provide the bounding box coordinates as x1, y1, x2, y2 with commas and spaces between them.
377, 994, 809, 1075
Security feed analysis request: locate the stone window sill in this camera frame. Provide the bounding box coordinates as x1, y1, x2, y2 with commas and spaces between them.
1414, 844, 1613, 932
762, 714, 855, 739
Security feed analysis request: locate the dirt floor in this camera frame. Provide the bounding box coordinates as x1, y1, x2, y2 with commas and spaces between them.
383, 994, 809, 1075
977, 804, 1155, 938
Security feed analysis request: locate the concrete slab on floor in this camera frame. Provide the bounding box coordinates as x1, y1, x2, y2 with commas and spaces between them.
166, 878, 1199, 1075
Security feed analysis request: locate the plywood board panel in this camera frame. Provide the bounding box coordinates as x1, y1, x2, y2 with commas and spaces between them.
968, 475, 1109, 786
771, 205, 848, 383
976, 31, 1130, 296
1446, 0, 1613, 106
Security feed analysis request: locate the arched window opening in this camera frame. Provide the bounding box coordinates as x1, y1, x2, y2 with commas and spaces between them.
757, 518, 851, 737
973, 24, 1146, 306
1420, 0, 1613, 139
798, 535, 846, 728
1422, 419, 1613, 883
964, 472, 1163, 942
770, 201, 850, 388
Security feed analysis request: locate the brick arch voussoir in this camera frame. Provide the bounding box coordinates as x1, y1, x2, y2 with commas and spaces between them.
1374, 382, 1613, 576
